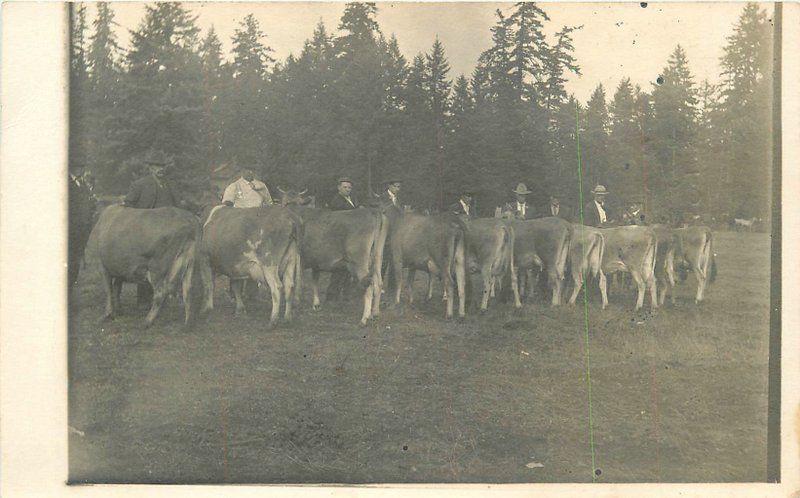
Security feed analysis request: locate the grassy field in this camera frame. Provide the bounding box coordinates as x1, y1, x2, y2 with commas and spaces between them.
68, 231, 771, 483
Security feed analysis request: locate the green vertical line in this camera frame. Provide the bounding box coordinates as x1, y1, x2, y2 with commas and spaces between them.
575, 101, 597, 482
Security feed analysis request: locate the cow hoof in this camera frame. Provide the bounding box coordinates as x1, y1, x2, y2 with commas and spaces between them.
312, 304, 321, 312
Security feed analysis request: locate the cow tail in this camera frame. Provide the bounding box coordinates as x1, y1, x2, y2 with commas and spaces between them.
644, 233, 657, 281
592, 231, 606, 278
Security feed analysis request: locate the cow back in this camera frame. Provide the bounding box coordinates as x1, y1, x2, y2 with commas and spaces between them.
92, 205, 200, 280
600, 225, 657, 276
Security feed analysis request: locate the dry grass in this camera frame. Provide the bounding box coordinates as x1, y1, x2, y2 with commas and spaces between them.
68, 231, 770, 483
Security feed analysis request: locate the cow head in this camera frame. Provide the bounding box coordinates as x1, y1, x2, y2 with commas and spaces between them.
276, 187, 309, 207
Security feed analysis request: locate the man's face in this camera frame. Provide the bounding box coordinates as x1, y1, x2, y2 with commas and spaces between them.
388, 182, 401, 195
515, 193, 527, 203
338, 182, 353, 196
461, 193, 472, 203
150, 165, 166, 178
594, 193, 606, 205
551, 197, 560, 207
242, 169, 255, 182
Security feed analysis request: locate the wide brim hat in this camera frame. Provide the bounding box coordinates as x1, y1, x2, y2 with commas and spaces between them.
144, 150, 170, 167
512, 183, 532, 195
337, 176, 354, 185
591, 185, 609, 195
382, 178, 403, 185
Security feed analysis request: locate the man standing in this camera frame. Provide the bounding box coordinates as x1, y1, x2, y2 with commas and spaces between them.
68, 167, 97, 290
546, 195, 573, 221
450, 189, 476, 219
326, 177, 359, 301
222, 167, 272, 208
583, 185, 614, 227
379, 179, 402, 209
123, 154, 180, 209
327, 177, 359, 210
506, 183, 533, 220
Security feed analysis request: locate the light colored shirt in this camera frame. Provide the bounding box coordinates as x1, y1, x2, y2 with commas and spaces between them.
344, 195, 355, 207
460, 199, 470, 216
517, 201, 527, 218
595, 200, 607, 224
551, 204, 560, 216
222, 177, 271, 208
387, 190, 398, 206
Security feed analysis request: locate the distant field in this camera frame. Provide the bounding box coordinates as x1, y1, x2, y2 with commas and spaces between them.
68, 231, 771, 483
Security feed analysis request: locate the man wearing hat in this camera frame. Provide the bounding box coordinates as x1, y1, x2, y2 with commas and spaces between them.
378, 179, 403, 209
123, 152, 179, 209
327, 177, 360, 210
450, 188, 476, 219
546, 194, 573, 221
222, 166, 273, 208
506, 183, 534, 220
583, 184, 614, 227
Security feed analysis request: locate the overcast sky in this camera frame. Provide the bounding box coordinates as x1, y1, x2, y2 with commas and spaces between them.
86, 2, 770, 102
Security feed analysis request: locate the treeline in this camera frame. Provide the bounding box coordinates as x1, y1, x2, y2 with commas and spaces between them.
69, 2, 773, 223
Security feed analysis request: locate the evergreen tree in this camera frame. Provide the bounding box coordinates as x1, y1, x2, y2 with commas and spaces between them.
507, 2, 550, 102
582, 84, 610, 194
716, 2, 773, 220
119, 3, 206, 194
69, 3, 90, 172
650, 45, 699, 221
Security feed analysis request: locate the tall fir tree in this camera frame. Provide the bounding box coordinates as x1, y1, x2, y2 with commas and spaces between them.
716, 2, 773, 220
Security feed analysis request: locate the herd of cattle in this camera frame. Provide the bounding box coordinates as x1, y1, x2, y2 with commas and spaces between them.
84, 190, 717, 328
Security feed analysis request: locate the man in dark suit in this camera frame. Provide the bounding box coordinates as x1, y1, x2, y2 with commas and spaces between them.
378, 179, 402, 209
449, 189, 476, 219
123, 152, 186, 305
123, 155, 178, 209
505, 183, 534, 220
583, 184, 614, 227
327, 177, 360, 210
68, 168, 97, 290
326, 177, 360, 301
545, 195, 573, 222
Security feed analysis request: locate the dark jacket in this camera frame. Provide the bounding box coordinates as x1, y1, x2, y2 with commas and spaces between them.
327, 193, 360, 211
544, 203, 573, 222
378, 191, 402, 209
506, 201, 534, 220
583, 200, 613, 227
449, 199, 475, 219
123, 175, 178, 209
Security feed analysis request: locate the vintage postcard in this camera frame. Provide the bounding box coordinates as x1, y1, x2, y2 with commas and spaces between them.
1, 1, 798, 496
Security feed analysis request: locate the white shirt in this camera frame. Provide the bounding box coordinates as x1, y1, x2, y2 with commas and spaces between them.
517, 201, 527, 218
551, 204, 559, 216
387, 190, 398, 206
344, 195, 355, 207
594, 200, 607, 224
222, 177, 271, 208
460, 199, 470, 216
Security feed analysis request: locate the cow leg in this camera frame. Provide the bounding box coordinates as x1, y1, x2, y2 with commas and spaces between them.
647, 274, 658, 310
281, 252, 297, 323
694, 269, 706, 303
112, 277, 123, 313
509, 263, 522, 309
598, 271, 608, 309
360, 283, 374, 326
406, 269, 415, 305
199, 258, 215, 314
427, 272, 435, 301
370, 262, 383, 319
251, 265, 281, 328
101, 267, 115, 320
479, 266, 492, 313
549, 270, 562, 306
232, 279, 247, 315
631, 272, 646, 310
180, 258, 196, 325
568, 269, 583, 305
311, 270, 321, 310
144, 282, 168, 327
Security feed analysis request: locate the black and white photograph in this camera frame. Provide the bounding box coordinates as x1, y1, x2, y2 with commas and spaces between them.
25, 0, 789, 487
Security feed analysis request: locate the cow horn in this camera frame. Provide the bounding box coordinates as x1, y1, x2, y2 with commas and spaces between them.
298, 189, 308, 196
277, 187, 286, 194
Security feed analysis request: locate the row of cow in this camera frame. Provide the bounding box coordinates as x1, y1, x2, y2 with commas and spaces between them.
87, 191, 716, 327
